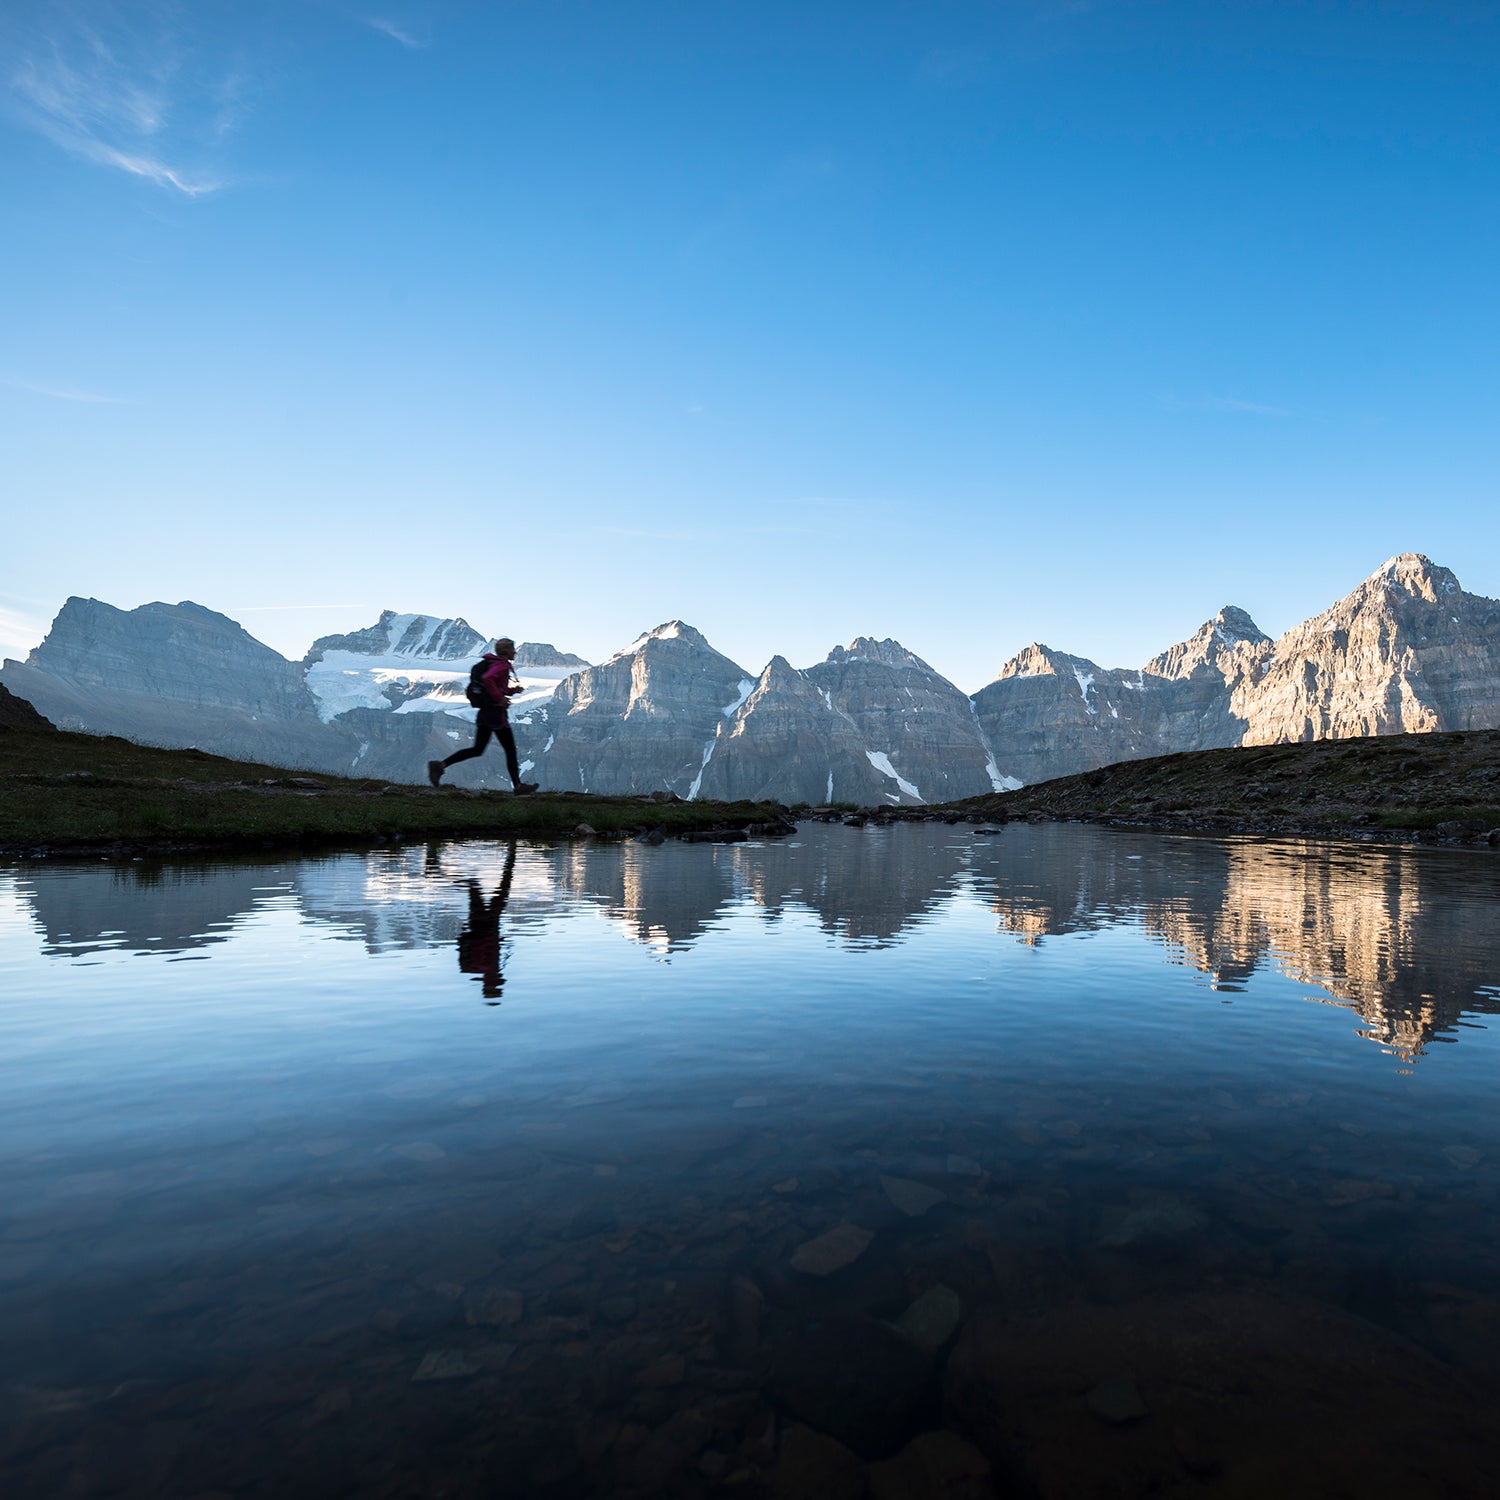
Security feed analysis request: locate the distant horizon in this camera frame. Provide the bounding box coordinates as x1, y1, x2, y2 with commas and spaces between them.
5, 545, 1475, 696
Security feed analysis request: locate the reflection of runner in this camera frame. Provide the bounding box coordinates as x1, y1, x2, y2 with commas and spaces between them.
457, 841, 518, 1003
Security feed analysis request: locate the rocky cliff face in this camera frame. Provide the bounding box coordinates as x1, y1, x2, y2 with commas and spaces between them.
694, 655, 892, 806
35, 598, 313, 717
804, 639, 999, 804
972, 644, 1157, 786
967, 624, 1278, 786
527, 631, 998, 806
516, 643, 589, 669
1232, 554, 1500, 743
2, 598, 335, 767
970, 555, 1500, 783
520, 623, 754, 796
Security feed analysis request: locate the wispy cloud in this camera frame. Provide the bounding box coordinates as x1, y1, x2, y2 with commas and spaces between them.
1163, 394, 1295, 418
365, 16, 428, 50
2, 375, 125, 404
4, 4, 235, 195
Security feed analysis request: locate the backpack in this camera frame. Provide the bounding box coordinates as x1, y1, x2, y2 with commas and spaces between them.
465, 656, 497, 708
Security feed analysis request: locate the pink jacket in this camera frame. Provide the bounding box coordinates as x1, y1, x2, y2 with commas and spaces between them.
478, 655, 523, 711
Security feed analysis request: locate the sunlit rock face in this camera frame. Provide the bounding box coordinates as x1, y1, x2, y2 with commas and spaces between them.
970, 611, 1277, 786
972, 555, 1500, 783
523, 623, 755, 797
1235, 554, 1500, 743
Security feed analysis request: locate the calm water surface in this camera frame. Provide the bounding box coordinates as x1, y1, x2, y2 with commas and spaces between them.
2, 823, 1498, 1498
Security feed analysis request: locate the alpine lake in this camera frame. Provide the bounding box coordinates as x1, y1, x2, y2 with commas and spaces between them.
2, 820, 1498, 1499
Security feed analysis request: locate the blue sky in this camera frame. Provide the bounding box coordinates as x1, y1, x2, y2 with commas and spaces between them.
3, 0, 1497, 690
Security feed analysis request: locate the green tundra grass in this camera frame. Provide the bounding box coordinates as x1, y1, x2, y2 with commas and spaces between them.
0, 726, 789, 856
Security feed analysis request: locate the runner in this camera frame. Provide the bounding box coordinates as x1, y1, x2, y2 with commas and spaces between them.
428, 638, 539, 793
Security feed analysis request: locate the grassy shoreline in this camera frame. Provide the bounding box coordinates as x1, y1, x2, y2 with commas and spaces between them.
7, 722, 1498, 861
0, 728, 792, 859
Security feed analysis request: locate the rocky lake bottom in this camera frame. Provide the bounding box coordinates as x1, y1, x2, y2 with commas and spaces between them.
1, 822, 1498, 1498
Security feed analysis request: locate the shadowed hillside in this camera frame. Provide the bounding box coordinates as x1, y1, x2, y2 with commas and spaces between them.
939, 728, 1500, 845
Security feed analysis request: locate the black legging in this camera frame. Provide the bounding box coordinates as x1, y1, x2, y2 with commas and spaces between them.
442, 710, 522, 785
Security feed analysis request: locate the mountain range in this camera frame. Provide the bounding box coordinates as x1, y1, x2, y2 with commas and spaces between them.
4, 553, 1498, 802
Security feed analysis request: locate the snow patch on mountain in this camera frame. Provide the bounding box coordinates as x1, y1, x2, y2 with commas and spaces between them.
985, 757, 1023, 792
303, 612, 588, 724
723, 678, 755, 717
865, 749, 922, 801
687, 730, 720, 800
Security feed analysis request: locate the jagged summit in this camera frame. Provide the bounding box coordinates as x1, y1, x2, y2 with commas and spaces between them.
822, 637, 936, 673
1145, 606, 1270, 683
304, 611, 487, 666
1209, 605, 1267, 642
605, 621, 716, 664
515, 642, 589, 669
996, 643, 1097, 681
645, 620, 712, 649
1361, 552, 1461, 603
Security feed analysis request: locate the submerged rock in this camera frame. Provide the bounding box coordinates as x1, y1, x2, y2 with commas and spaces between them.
881, 1175, 946, 1218
895, 1285, 963, 1352
790, 1224, 873, 1276
410, 1349, 479, 1382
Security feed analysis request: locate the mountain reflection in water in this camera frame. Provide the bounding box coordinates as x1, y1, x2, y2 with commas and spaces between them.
17, 822, 1500, 1062
3, 823, 1500, 1498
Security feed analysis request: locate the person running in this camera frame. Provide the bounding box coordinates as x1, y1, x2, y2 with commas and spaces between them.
428, 638, 539, 793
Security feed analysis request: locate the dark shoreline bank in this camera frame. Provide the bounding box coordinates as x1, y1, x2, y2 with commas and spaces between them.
4, 723, 1498, 860
910, 726, 1499, 850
